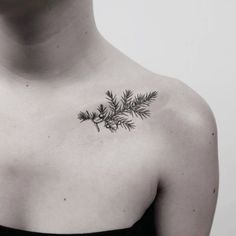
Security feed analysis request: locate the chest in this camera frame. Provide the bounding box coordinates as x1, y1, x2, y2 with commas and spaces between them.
0, 107, 160, 232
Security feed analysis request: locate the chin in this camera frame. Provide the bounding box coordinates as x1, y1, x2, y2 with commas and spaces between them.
0, 0, 44, 16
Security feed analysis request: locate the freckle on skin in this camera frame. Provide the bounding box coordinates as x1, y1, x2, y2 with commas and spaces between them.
193, 209, 196, 212
64, 198, 67, 201
213, 188, 216, 194
25, 84, 29, 87
212, 133, 215, 136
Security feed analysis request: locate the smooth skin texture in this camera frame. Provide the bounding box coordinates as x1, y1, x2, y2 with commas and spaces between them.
0, 0, 218, 235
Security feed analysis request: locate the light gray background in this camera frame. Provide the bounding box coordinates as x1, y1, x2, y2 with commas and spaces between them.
94, 0, 236, 235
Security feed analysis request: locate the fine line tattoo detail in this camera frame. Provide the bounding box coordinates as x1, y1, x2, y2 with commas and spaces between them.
78, 90, 158, 133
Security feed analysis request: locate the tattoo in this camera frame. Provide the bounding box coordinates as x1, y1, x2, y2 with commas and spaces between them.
78, 90, 158, 133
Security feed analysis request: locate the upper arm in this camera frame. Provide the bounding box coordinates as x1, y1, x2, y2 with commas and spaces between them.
153, 85, 219, 236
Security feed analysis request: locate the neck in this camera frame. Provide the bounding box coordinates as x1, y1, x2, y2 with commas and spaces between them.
0, 0, 106, 82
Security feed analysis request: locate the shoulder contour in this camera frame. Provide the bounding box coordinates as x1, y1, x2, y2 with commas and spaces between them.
147, 75, 218, 152
174, 77, 216, 133
146, 76, 218, 185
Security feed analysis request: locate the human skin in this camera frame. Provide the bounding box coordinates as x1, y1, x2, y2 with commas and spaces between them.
0, 1, 218, 235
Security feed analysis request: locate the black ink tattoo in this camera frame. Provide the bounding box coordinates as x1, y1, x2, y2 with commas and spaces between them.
78, 90, 158, 132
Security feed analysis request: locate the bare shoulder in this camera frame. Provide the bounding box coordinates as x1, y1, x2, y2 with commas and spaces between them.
142, 74, 219, 236
145, 73, 218, 141
140, 72, 218, 175
113, 59, 218, 151
115, 60, 217, 135
104, 52, 217, 149
105, 54, 217, 161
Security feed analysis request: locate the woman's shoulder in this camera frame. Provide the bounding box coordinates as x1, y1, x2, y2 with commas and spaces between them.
108, 54, 216, 131
105, 54, 217, 149
142, 72, 218, 175
132, 69, 217, 137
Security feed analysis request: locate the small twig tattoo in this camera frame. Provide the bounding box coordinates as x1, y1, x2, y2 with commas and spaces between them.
78, 90, 158, 133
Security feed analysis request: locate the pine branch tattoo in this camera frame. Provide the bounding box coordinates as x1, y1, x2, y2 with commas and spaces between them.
78, 90, 158, 133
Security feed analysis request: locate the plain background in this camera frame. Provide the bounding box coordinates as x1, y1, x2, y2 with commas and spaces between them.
94, 0, 236, 235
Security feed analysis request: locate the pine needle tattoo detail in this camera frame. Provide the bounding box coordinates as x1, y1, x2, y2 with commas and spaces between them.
78, 90, 158, 133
